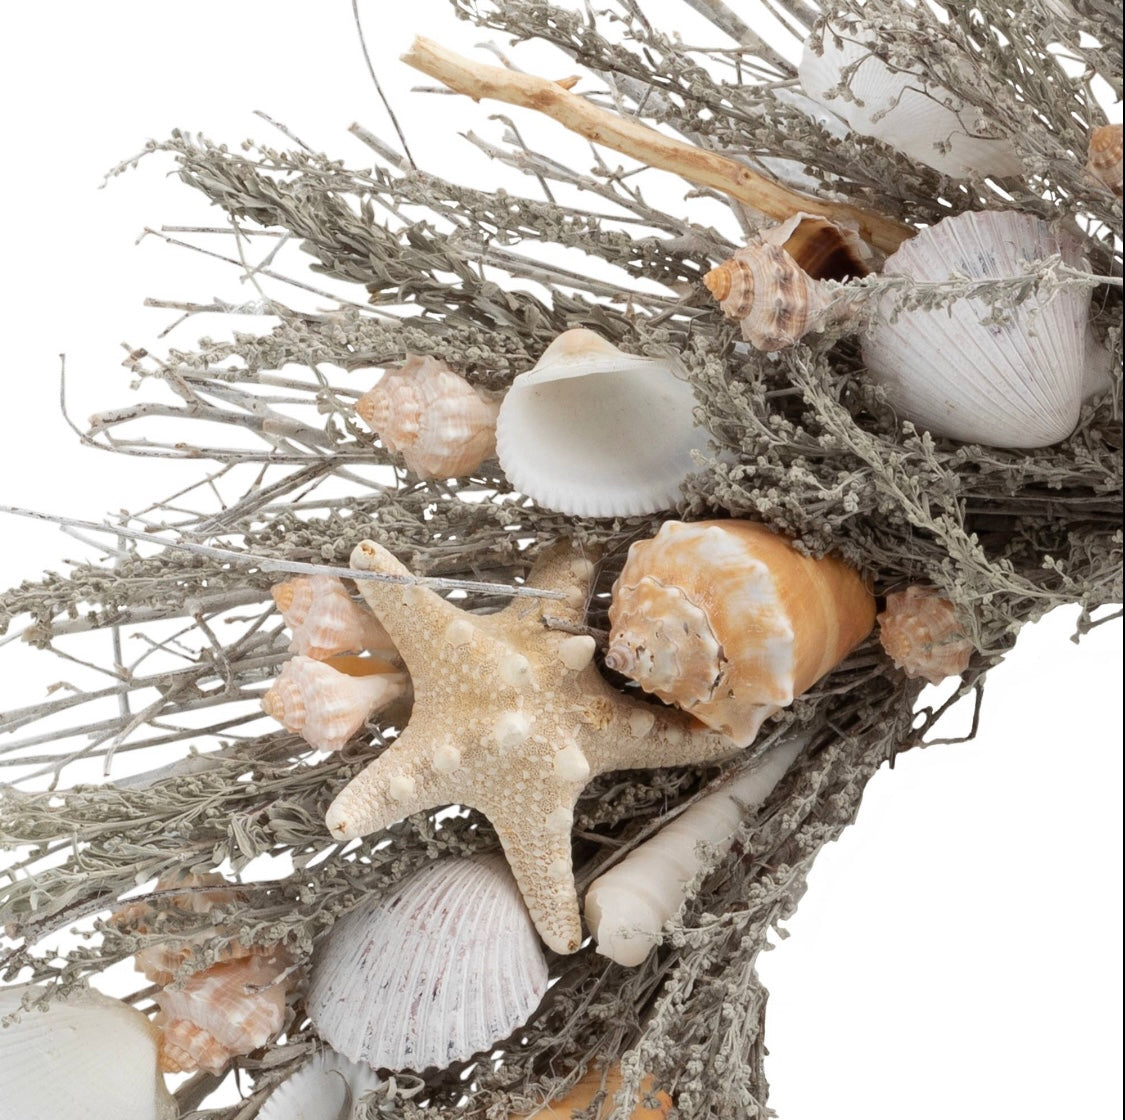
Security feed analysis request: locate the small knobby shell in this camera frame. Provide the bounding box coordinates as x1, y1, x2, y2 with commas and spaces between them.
861, 209, 1096, 448
257, 1049, 382, 1120
512, 1066, 673, 1119
585, 734, 805, 966
272, 575, 396, 660
605, 520, 876, 746
307, 855, 548, 1072
0, 985, 177, 1120
495, 327, 711, 517
262, 654, 409, 752
355, 354, 499, 478
155, 949, 294, 1075
878, 585, 973, 685
1087, 123, 1123, 196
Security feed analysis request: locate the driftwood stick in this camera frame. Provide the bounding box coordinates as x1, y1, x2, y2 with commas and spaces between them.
401, 36, 914, 253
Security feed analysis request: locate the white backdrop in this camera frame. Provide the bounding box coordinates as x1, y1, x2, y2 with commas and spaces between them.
1, 3, 1121, 1118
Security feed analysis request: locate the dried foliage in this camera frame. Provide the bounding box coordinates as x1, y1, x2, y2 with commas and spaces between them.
1, 2, 1121, 1118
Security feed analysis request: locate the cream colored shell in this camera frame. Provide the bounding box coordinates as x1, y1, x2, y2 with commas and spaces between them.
355, 354, 499, 478
257, 1050, 382, 1120
262, 654, 409, 752
1087, 123, 1123, 196
605, 520, 876, 746
878, 585, 973, 685
272, 574, 396, 660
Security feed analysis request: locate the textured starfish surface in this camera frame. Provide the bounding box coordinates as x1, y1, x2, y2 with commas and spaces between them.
326, 539, 742, 953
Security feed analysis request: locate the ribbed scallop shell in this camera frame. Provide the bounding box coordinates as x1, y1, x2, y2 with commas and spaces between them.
307, 855, 548, 1072
262, 654, 409, 752
861, 210, 1091, 448
799, 25, 1021, 178
155, 951, 292, 1075
512, 1066, 673, 1119
878, 585, 973, 685
258, 1050, 382, 1120
355, 354, 499, 478
495, 328, 710, 517
585, 735, 805, 966
0, 985, 177, 1120
1087, 123, 1123, 196
272, 575, 396, 660
605, 521, 875, 746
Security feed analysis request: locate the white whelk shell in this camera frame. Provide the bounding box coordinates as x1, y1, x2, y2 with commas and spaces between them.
262, 654, 410, 753
356, 354, 499, 478
585, 734, 806, 966
799, 24, 1022, 178
861, 210, 1094, 448
0, 985, 177, 1120
307, 855, 548, 1072
258, 1049, 382, 1120
495, 328, 710, 517
272, 575, 397, 661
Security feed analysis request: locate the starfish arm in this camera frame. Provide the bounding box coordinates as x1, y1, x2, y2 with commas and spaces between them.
349, 540, 464, 669
497, 542, 599, 632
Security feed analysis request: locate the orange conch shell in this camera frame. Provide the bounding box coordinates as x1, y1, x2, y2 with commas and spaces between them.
512, 1066, 673, 1119
271, 574, 396, 661
1087, 123, 1123, 196
262, 654, 409, 752
606, 520, 875, 745
877, 585, 973, 685
355, 354, 499, 477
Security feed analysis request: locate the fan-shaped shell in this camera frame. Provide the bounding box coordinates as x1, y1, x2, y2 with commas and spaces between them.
1087, 123, 1123, 196
356, 354, 499, 478
257, 1050, 382, 1120
0, 985, 177, 1120
878, 585, 973, 685
605, 521, 875, 746
495, 328, 710, 517
861, 210, 1091, 447
585, 734, 805, 966
155, 951, 293, 1075
307, 855, 548, 1072
512, 1066, 673, 1119
262, 655, 409, 752
799, 25, 1021, 178
272, 575, 396, 660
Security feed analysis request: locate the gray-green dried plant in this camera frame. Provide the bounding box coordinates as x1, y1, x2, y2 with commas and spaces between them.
0, 1, 1121, 1118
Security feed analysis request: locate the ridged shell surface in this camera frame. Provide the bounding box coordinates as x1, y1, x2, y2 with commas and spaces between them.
307, 855, 548, 1072
861, 210, 1090, 447
356, 354, 499, 478
0, 985, 177, 1120
495, 328, 709, 517
605, 521, 875, 746
258, 1050, 382, 1120
1087, 123, 1123, 196
799, 26, 1021, 178
272, 575, 396, 660
878, 585, 973, 685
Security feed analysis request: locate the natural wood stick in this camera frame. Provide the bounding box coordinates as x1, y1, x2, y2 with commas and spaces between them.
402, 36, 914, 254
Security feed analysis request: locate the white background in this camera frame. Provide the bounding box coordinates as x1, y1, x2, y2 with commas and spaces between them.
0, 3, 1121, 1118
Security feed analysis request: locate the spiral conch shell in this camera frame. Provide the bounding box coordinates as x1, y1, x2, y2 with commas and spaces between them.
355, 354, 499, 478
703, 215, 869, 351
605, 520, 876, 746
1087, 123, 1123, 196
262, 654, 409, 752
877, 585, 973, 686
272, 574, 396, 660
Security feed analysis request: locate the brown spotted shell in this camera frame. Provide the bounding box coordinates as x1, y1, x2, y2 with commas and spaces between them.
1087, 123, 1123, 196
878, 585, 973, 685
605, 520, 876, 746
355, 354, 499, 477
272, 574, 396, 660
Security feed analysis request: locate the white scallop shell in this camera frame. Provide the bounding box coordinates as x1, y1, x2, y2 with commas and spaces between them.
585, 734, 806, 966
307, 855, 548, 1072
861, 210, 1091, 447
258, 1050, 382, 1120
0, 985, 176, 1120
495, 328, 710, 517
799, 25, 1021, 178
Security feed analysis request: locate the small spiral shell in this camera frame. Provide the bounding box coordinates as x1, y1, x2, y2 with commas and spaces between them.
272, 575, 396, 660
356, 354, 499, 478
877, 585, 973, 685
1087, 123, 1123, 196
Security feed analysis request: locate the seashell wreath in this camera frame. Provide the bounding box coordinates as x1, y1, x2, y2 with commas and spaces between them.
0, 3, 1119, 1119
